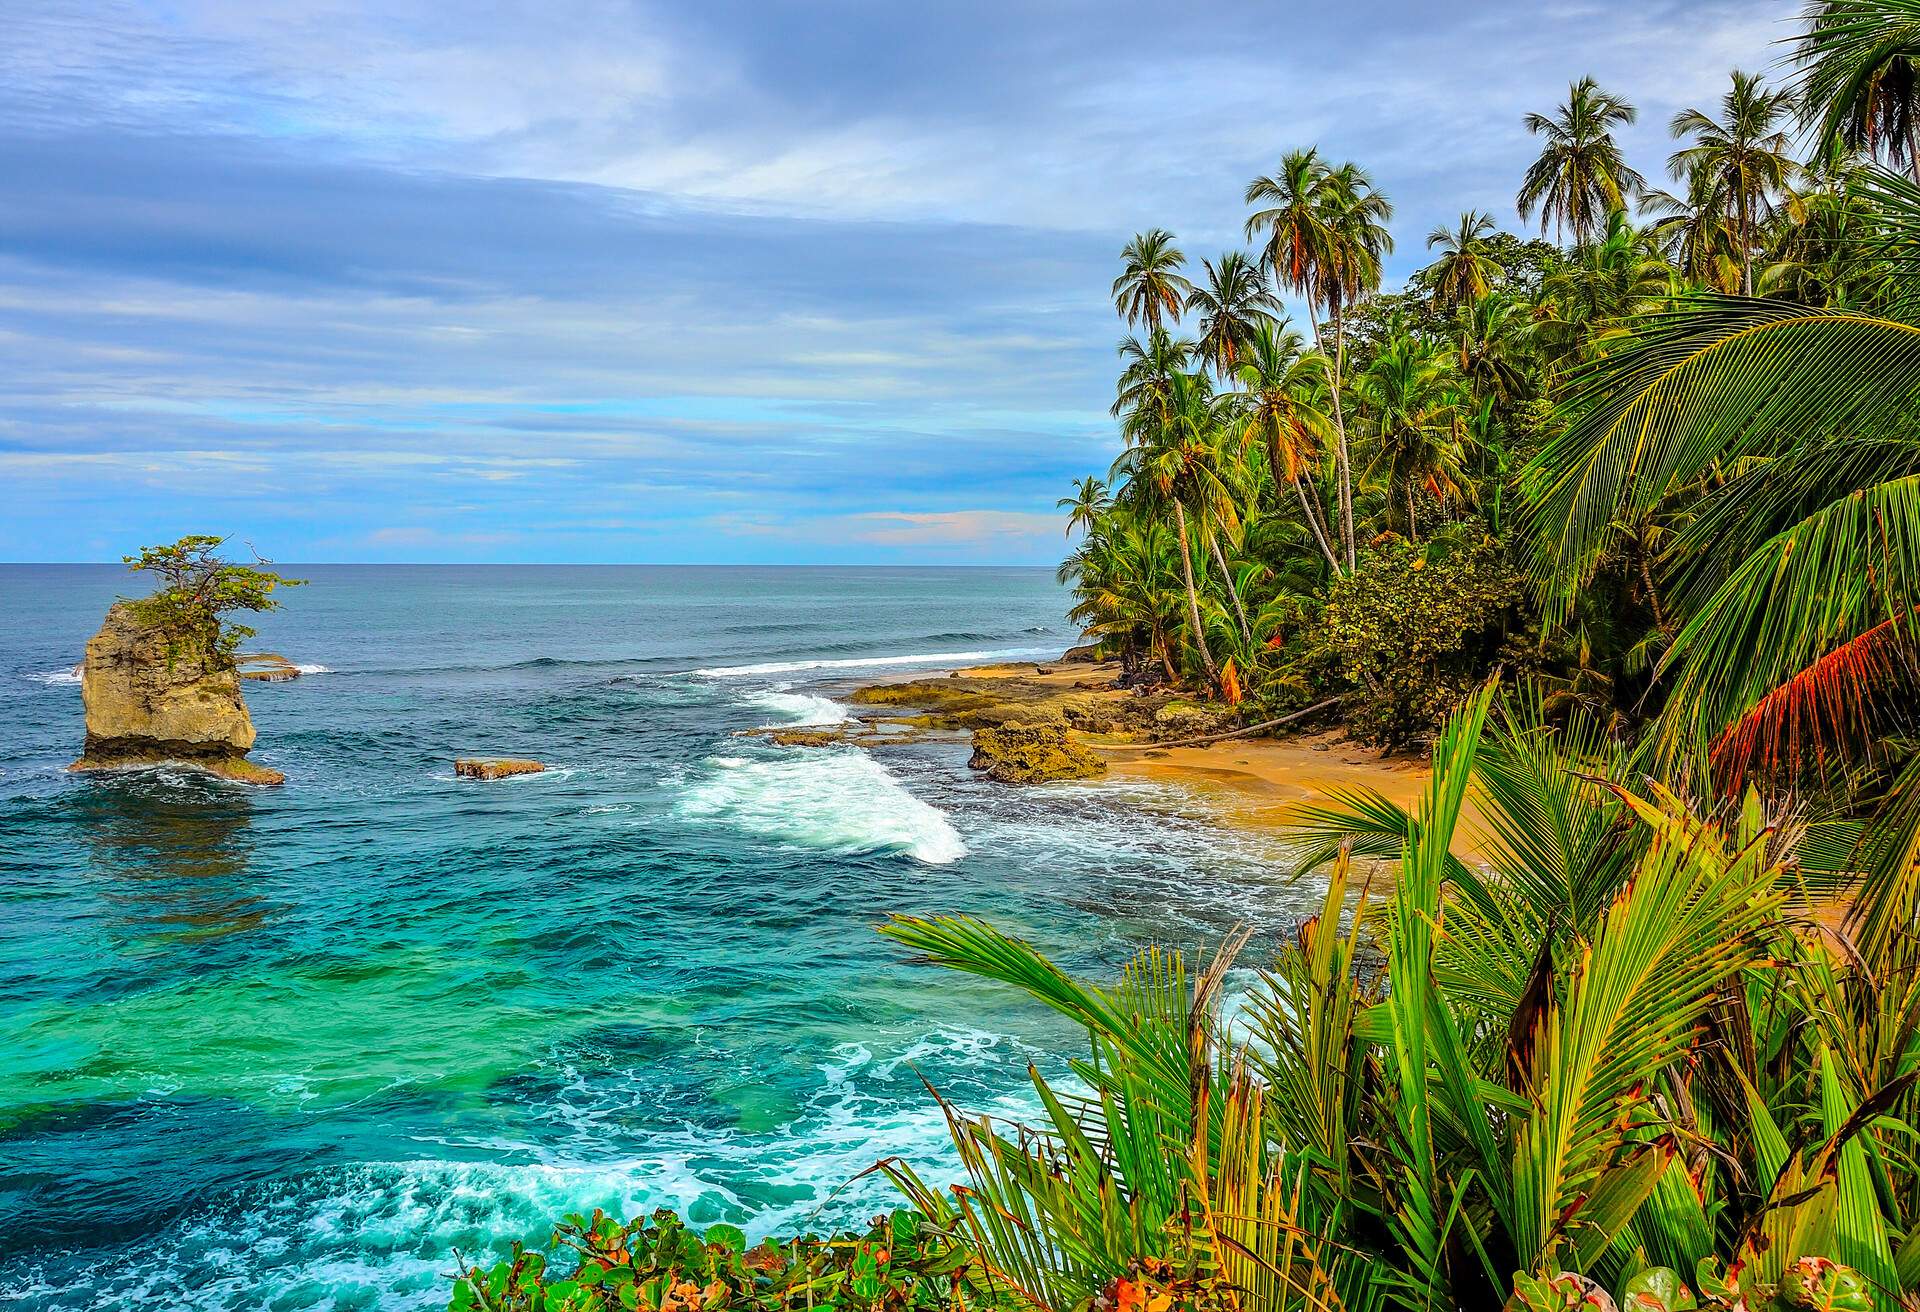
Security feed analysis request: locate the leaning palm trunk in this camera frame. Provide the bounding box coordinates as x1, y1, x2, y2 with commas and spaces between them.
1207, 530, 1254, 645
1330, 306, 1357, 570
1265, 432, 1341, 573
1171, 500, 1219, 686
1292, 474, 1342, 572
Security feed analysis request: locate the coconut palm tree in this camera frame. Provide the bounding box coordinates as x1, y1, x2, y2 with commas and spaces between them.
1233, 320, 1342, 572
1113, 371, 1232, 687
1185, 251, 1279, 377
1643, 168, 1741, 292
1354, 331, 1467, 541
1111, 329, 1195, 421
1318, 162, 1394, 570
1057, 476, 1110, 538
1796, 0, 1920, 184
1518, 77, 1647, 246
1244, 148, 1332, 315
1667, 70, 1799, 294
1424, 210, 1503, 308
1111, 229, 1192, 334
1450, 290, 1537, 408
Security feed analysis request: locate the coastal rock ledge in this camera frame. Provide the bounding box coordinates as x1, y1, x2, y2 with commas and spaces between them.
967, 722, 1106, 784
69, 602, 284, 785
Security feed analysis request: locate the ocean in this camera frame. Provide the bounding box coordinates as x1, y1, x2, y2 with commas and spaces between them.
0, 565, 1312, 1310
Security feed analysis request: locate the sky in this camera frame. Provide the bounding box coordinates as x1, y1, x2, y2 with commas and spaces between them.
1, 0, 1787, 564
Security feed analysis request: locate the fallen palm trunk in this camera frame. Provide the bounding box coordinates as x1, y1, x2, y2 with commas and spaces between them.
1104, 695, 1344, 751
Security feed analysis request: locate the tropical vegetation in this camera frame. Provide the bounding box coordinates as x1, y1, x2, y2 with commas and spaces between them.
462, 3, 1920, 1309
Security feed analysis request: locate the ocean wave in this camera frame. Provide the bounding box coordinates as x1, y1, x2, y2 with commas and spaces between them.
693, 646, 1053, 678
741, 689, 847, 726
24, 665, 82, 686
293, 663, 333, 675
1, 1026, 1049, 1311
675, 749, 965, 864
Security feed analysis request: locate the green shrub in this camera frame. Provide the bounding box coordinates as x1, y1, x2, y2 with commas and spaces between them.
447, 1206, 1010, 1312
1316, 530, 1524, 748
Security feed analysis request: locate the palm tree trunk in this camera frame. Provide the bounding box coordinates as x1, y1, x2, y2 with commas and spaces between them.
1171, 499, 1219, 687
1907, 117, 1920, 187
1329, 303, 1357, 571
1740, 192, 1753, 297
1637, 541, 1671, 635
1292, 473, 1342, 572
1266, 434, 1341, 572
1206, 529, 1253, 646
1407, 484, 1418, 544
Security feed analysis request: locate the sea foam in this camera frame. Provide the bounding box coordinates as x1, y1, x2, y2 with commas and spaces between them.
742, 688, 848, 726
677, 749, 965, 864
25, 666, 82, 686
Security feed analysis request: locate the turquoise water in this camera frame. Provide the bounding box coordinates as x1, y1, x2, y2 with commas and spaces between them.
0, 566, 1304, 1309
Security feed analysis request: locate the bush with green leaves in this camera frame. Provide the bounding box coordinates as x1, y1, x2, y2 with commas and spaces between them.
122, 535, 303, 666
447, 1205, 1013, 1312
1315, 529, 1524, 748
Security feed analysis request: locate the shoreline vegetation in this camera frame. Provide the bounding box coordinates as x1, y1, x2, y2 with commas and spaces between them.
452, 0, 1920, 1304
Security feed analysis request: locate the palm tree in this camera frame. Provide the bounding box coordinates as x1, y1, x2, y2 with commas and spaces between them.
1642, 168, 1740, 292
1667, 70, 1799, 294
1234, 320, 1342, 572
1354, 332, 1467, 541
1423, 210, 1503, 309
1185, 251, 1278, 377
1111, 229, 1192, 334
1796, 0, 1920, 184
1538, 210, 1672, 361
1111, 329, 1195, 421
1247, 157, 1391, 571
1518, 77, 1647, 246
1056, 476, 1110, 538
1450, 290, 1537, 408
1113, 371, 1231, 687
1244, 148, 1331, 313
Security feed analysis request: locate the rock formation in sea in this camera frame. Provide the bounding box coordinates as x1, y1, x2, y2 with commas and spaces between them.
70, 602, 285, 785
454, 758, 546, 780
967, 722, 1106, 784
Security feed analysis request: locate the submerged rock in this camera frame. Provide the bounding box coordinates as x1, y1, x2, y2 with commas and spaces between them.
967, 722, 1106, 784
455, 758, 546, 780
70, 602, 284, 785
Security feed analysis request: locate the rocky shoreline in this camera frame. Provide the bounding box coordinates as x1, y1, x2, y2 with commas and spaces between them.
737, 656, 1426, 819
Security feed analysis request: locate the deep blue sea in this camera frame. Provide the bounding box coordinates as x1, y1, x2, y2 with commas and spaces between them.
0, 565, 1307, 1310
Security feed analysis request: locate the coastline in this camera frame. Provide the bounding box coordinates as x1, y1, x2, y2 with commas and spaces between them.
828, 655, 1434, 844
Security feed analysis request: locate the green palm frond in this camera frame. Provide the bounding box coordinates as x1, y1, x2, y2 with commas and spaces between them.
1525, 295, 1920, 611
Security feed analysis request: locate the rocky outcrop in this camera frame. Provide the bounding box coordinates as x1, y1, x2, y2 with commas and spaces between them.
1061, 643, 1100, 663
455, 758, 546, 780
967, 722, 1106, 784
70, 602, 283, 785
237, 653, 302, 682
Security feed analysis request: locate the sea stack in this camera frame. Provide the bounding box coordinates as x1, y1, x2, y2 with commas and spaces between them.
70, 602, 284, 785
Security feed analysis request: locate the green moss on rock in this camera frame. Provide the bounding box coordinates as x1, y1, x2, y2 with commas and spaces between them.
967, 722, 1106, 784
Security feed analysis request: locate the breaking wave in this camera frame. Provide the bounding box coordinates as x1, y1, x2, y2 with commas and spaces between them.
676, 749, 965, 864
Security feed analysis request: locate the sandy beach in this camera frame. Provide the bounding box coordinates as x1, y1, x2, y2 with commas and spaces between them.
844, 656, 1437, 844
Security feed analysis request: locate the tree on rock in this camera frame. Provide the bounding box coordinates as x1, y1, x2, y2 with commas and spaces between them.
123, 535, 304, 666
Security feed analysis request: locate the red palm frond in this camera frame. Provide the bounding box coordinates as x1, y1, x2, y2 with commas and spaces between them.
1709, 608, 1920, 793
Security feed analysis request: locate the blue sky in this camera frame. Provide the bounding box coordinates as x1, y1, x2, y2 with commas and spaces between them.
2, 0, 1782, 563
